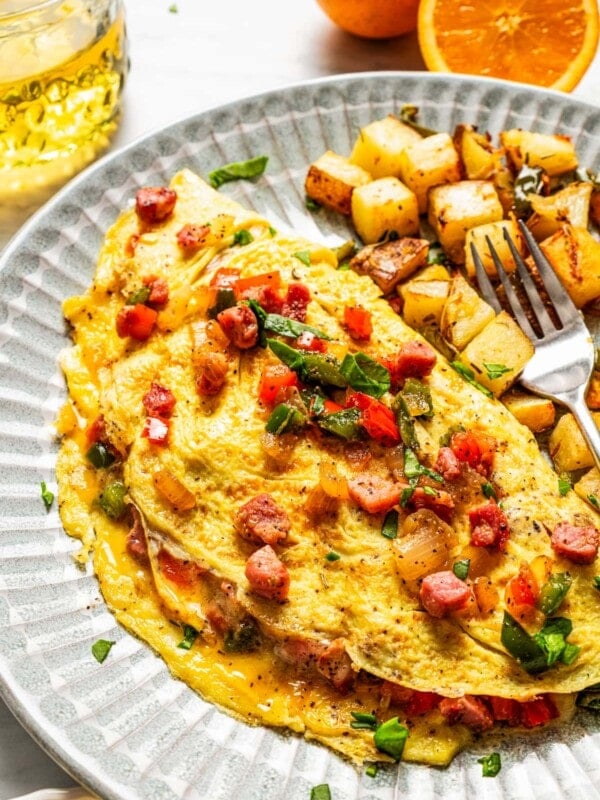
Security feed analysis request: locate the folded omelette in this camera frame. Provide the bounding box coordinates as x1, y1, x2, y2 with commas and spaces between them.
56, 169, 600, 767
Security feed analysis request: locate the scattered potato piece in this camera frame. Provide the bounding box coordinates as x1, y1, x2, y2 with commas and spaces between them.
349, 115, 423, 179
502, 390, 556, 432
591, 189, 600, 228
500, 129, 579, 176
587, 371, 600, 410
549, 412, 600, 472
304, 150, 372, 215
459, 311, 534, 397
404, 263, 451, 283
464, 217, 524, 278
454, 124, 503, 180
526, 182, 592, 241
428, 180, 503, 264
574, 468, 600, 509
440, 273, 496, 350
398, 132, 462, 214
349, 237, 429, 294
402, 279, 450, 329
538, 224, 600, 308
351, 177, 420, 244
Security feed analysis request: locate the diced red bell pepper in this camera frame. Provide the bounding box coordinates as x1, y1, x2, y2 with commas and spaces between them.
157, 548, 203, 587
487, 696, 521, 725
404, 690, 442, 716
344, 305, 373, 341
505, 563, 539, 616
116, 303, 158, 340
141, 416, 170, 445
450, 430, 496, 476
323, 399, 344, 414
142, 383, 176, 417
86, 414, 106, 444
233, 270, 282, 299
210, 267, 241, 288
347, 391, 400, 446
258, 364, 299, 406
177, 223, 211, 250
519, 696, 559, 728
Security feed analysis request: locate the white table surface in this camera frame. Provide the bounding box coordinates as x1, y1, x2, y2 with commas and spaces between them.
0, 1, 599, 797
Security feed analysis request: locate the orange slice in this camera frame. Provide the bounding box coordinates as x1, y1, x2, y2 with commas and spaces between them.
417, 0, 599, 92
315, 0, 419, 39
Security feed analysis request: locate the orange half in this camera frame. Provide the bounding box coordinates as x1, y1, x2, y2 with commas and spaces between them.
418, 0, 600, 92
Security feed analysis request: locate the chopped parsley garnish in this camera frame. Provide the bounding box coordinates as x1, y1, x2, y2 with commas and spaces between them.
310, 785, 331, 800
381, 509, 399, 539
293, 250, 311, 266
325, 551, 341, 562
339, 352, 391, 398
453, 559, 470, 580
478, 751, 501, 777
305, 196, 321, 211
208, 155, 268, 189
91, 639, 115, 663
426, 241, 445, 265
482, 482, 497, 499
451, 361, 493, 398
594, 576, 600, 590
177, 625, 198, 650
588, 494, 600, 509
403, 448, 443, 483
233, 229, 253, 246
558, 477, 571, 496
40, 481, 54, 510
483, 362, 512, 380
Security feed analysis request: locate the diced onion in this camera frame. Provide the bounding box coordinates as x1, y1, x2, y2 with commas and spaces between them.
473, 576, 499, 615
319, 460, 350, 500
152, 469, 196, 511
259, 431, 297, 465
304, 484, 339, 518
394, 509, 457, 582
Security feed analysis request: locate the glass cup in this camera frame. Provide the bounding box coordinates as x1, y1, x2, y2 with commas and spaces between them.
0, 0, 128, 207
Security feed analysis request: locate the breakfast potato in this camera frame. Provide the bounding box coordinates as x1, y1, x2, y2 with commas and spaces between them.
500, 129, 579, 176
459, 311, 534, 397
349, 237, 429, 293
587, 371, 600, 410
464, 217, 524, 278
398, 132, 462, 214
349, 115, 423, 179
526, 182, 593, 241
591, 189, 600, 228
401, 278, 451, 329
502, 390, 556, 432
574, 467, 600, 509
304, 150, 372, 215
428, 180, 504, 264
404, 263, 451, 283
351, 176, 420, 244
538, 224, 600, 308
440, 273, 496, 350
549, 411, 600, 472
454, 124, 503, 180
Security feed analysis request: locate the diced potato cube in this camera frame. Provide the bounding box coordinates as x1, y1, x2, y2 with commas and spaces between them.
502, 390, 556, 432
350, 115, 423, 179
587, 371, 600, 409
440, 273, 496, 350
492, 165, 516, 216
351, 177, 419, 244
527, 182, 593, 241
574, 468, 600, 508
550, 412, 600, 472
304, 150, 372, 215
350, 237, 429, 293
464, 218, 524, 278
459, 311, 534, 397
500, 129, 578, 176
404, 263, 451, 283
538, 224, 600, 308
402, 280, 450, 329
454, 124, 503, 180
591, 189, 600, 228
398, 132, 462, 214
428, 180, 503, 264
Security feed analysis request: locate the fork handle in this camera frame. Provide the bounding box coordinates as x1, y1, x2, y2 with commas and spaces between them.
564, 393, 600, 475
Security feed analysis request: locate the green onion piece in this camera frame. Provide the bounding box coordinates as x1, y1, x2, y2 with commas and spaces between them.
126, 286, 151, 305
92, 639, 115, 663
325, 551, 341, 562
373, 717, 409, 761
293, 250, 311, 266
453, 559, 470, 580
340, 352, 391, 398
168, 4, 178, 12
588, 494, 600, 509
451, 361, 493, 398
267, 338, 306, 371
426, 241, 446, 265
208, 155, 268, 189
350, 711, 378, 730
500, 611, 547, 674
317, 407, 361, 440
98, 481, 127, 520
401, 378, 433, 418
478, 752, 501, 777
365, 764, 378, 778
223, 618, 261, 653
310, 785, 331, 800
265, 403, 306, 435
482, 482, 497, 499
400, 482, 416, 508
381, 509, 399, 540
40, 481, 54, 510
208, 287, 236, 319
483, 362, 512, 381
177, 625, 198, 650
422, 486, 437, 496
558, 477, 571, 496
538, 573, 572, 616
86, 442, 116, 469
233, 229, 253, 246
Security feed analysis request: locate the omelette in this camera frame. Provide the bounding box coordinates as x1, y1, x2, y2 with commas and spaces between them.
56, 169, 600, 768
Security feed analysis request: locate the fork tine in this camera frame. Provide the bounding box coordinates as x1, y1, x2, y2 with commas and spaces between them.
484, 235, 538, 340
516, 220, 580, 326
502, 228, 557, 336
470, 242, 503, 313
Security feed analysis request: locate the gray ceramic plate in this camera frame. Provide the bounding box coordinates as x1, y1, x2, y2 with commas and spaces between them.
2, 72, 600, 800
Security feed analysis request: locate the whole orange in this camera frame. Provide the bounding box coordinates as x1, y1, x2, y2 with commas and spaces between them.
315, 0, 419, 39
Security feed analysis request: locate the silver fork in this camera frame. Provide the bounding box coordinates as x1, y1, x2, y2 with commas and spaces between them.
471, 220, 600, 472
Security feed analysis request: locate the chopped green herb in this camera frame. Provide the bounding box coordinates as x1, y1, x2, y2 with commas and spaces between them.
381, 509, 399, 539
404, 448, 443, 483
168, 3, 178, 12
398, 104, 437, 137
310, 785, 331, 800
400, 483, 417, 508
177, 625, 198, 650
325, 551, 341, 562
98, 481, 127, 520
92, 639, 115, 663
482, 482, 497, 499
453, 559, 470, 580
293, 250, 312, 266
268, 225, 277, 237
422, 485, 437, 496
40, 481, 54, 510
373, 716, 409, 761
233, 229, 253, 246
514, 163, 545, 215
426, 241, 446, 265
594, 576, 600, 590
365, 764, 378, 778
340, 352, 391, 398
588, 494, 600, 509
208, 155, 268, 189
558, 477, 571, 496
223, 619, 260, 653
451, 361, 493, 398
478, 751, 501, 777
126, 285, 151, 305
350, 711, 378, 730
533, 616, 580, 668
86, 442, 116, 469
305, 196, 321, 211
483, 362, 512, 381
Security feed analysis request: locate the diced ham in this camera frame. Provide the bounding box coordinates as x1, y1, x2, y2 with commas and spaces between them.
469, 502, 510, 550
195, 349, 229, 397
450, 430, 496, 477
143, 276, 169, 307
234, 493, 291, 546
245, 545, 290, 602
142, 383, 176, 417
409, 486, 455, 523
551, 521, 600, 565
135, 186, 177, 225
274, 637, 327, 668
392, 341, 437, 381
295, 331, 327, 352
439, 695, 494, 732
347, 474, 400, 514
281, 282, 311, 322
206, 581, 244, 634
177, 223, 211, 250
216, 304, 259, 349
237, 284, 284, 314
316, 638, 355, 693
434, 446, 462, 481
419, 570, 472, 618
126, 506, 148, 564
380, 682, 442, 716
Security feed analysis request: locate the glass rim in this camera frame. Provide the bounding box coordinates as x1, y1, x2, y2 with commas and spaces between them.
0, 0, 85, 22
